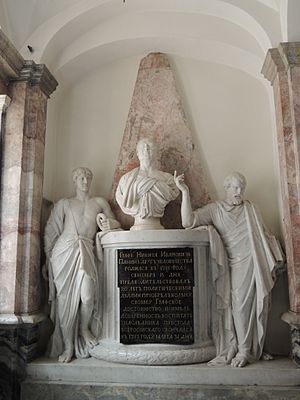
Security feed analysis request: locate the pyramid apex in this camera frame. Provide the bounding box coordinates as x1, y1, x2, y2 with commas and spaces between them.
140, 52, 170, 69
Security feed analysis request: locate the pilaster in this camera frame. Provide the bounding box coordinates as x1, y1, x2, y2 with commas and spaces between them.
0, 28, 57, 399
262, 41, 300, 366
0, 63, 57, 319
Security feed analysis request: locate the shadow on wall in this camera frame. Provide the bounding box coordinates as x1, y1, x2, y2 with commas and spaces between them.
39, 198, 54, 354
265, 271, 291, 356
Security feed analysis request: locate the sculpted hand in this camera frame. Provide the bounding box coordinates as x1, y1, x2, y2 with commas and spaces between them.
97, 213, 120, 231
174, 170, 188, 192
97, 213, 111, 231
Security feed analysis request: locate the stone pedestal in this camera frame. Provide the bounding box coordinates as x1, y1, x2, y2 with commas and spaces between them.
90, 229, 216, 365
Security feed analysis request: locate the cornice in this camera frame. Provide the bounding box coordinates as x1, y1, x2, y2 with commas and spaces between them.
17, 60, 58, 97
0, 30, 58, 97
262, 42, 300, 85
0, 29, 24, 83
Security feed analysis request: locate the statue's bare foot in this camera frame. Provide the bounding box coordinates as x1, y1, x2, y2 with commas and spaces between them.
231, 354, 248, 368
226, 347, 237, 364
81, 329, 98, 347
58, 347, 73, 363
261, 351, 273, 361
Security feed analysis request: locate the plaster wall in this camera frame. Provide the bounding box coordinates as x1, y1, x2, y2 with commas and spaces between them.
44, 54, 281, 237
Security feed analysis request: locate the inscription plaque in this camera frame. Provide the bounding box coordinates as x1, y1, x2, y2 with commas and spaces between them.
118, 247, 194, 345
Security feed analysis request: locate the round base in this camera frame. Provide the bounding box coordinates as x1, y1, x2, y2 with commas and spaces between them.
130, 217, 164, 231
90, 339, 216, 365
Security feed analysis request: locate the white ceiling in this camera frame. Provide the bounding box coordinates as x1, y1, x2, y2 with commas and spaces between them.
0, 0, 299, 85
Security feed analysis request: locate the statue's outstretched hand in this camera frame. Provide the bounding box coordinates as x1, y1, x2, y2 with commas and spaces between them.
97, 212, 120, 231
97, 213, 111, 231
174, 170, 189, 192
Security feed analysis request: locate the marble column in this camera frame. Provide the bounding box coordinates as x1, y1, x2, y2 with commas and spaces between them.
0, 61, 57, 321
0, 29, 57, 399
262, 42, 300, 366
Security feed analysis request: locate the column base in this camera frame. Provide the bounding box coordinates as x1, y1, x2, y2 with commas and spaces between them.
0, 313, 50, 399
281, 311, 300, 367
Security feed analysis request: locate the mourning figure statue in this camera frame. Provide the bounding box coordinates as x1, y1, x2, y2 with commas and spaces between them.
174, 171, 283, 367
44, 167, 120, 362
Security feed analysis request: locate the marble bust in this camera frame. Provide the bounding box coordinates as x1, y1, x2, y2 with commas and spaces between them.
44, 167, 120, 363
116, 138, 179, 230
175, 171, 284, 367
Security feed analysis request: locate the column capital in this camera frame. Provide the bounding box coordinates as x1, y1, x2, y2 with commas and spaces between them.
279, 42, 300, 67
16, 60, 58, 98
0, 30, 58, 97
262, 42, 300, 85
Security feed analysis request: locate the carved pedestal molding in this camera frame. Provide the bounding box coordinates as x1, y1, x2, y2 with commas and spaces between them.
0, 29, 57, 398
262, 42, 300, 366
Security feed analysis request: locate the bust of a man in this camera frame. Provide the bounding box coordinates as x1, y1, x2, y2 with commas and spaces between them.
116, 138, 179, 230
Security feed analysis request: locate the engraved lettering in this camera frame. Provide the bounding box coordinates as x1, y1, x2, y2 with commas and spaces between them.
118, 248, 194, 345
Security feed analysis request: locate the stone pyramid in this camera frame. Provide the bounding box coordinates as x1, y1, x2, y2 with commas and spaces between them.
110, 52, 211, 230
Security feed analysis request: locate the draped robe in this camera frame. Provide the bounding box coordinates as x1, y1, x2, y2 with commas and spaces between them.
116, 167, 179, 219
44, 199, 101, 359
192, 200, 283, 362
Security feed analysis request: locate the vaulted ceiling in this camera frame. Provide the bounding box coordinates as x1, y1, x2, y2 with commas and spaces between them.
1, 0, 299, 86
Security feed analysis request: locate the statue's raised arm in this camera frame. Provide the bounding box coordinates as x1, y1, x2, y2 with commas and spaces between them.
176, 171, 284, 368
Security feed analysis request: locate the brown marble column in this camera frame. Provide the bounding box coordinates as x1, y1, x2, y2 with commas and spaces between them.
0, 29, 57, 399
262, 42, 300, 366
0, 30, 58, 323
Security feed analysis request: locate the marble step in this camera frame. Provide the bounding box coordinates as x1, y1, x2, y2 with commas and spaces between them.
23, 356, 300, 387
21, 357, 300, 400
